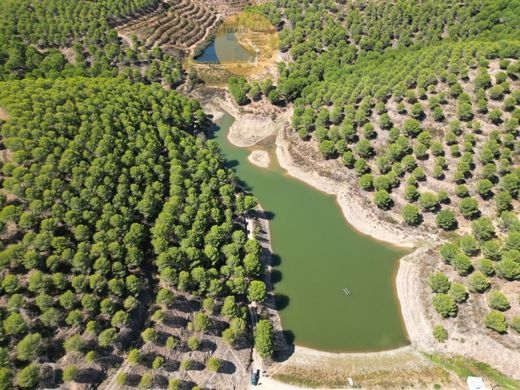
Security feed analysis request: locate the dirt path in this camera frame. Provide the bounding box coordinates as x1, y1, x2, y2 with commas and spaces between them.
0, 107, 10, 121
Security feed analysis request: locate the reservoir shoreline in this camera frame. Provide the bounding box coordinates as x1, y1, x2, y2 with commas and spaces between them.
196, 88, 520, 384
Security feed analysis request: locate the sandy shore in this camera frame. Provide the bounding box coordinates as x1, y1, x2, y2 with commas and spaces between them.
248, 149, 270, 168
275, 127, 439, 249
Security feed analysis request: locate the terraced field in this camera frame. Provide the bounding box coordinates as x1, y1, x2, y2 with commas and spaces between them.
117, 0, 255, 53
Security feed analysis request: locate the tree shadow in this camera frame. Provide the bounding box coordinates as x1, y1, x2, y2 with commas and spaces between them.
274, 294, 290, 310
271, 253, 282, 266
272, 329, 295, 363
270, 269, 282, 284
164, 314, 189, 328
220, 359, 236, 375
172, 296, 200, 313
154, 374, 168, 388
75, 368, 106, 384
189, 360, 205, 371
200, 339, 217, 353
164, 359, 180, 372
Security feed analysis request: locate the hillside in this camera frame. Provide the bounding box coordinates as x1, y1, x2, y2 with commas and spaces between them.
0, 0, 519, 388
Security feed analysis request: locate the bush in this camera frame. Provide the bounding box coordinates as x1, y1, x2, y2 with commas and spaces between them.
401, 204, 422, 226
510, 316, 520, 333
128, 349, 140, 365
207, 357, 222, 373
496, 258, 520, 280
440, 242, 460, 264
432, 294, 457, 318
477, 258, 495, 276
484, 311, 507, 333
459, 198, 480, 219
436, 209, 457, 230
471, 217, 495, 241
468, 271, 490, 293
116, 372, 127, 386
487, 291, 510, 311
254, 320, 273, 358
139, 373, 153, 388
459, 235, 480, 256
152, 356, 164, 369
403, 118, 422, 137
449, 282, 468, 303
452, 253, 472, 276
359, 174, 374, 190
187, 336, 200, 351
419, 192, 439, 212
180, 359, 191, 371
15, 364, 39, 389
428, 272, 450, 293
62, 365, 78, 382
432, 325, 448, 342
374, 190, 393, 209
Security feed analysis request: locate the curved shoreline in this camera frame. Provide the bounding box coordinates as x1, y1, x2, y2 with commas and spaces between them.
198, 90, 520, 385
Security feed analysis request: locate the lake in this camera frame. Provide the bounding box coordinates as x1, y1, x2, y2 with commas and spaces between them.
195, 33, 256, 64
212, 113, 410, 352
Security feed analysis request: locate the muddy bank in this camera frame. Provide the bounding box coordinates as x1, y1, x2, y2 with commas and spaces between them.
248, 150, 270, 168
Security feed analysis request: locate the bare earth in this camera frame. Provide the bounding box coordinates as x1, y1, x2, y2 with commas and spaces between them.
248, 150, 270, 168
0, 107, 9, 121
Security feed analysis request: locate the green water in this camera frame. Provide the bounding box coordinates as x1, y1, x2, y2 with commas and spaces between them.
195, 33, 255, 64
213, 114, 410, 352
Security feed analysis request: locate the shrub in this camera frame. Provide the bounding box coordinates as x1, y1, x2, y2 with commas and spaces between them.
510, 316, 520, 333
207, 357, 222, 373
62, 365, 78, 382
187, 336, 200, 351
404, 185, 419, 201
15, 364, 39, 389
459, 235, 480, 256
432, 325, 448, 342
496, 258, 520, 280
403, 118, 422, 137
128, 349, 141, 365
374, 190, 393, 210
452, 253, 472, 276
436, 209, 457, 230
401, 204, 422, 226
459, 198, 480, 219
449, 282, 468, 303
432, 294, 457, 318
180, 359, 191, 371
152, 356, 164, 369
468, 271, 490, 293
484, 311, 507, 333
471, 217, 495, 241
477, 258, 495, 276
428, 272, 450, 293
359, 174, 374, 190
116, 372, 127, 386
139, 373, 153, 388
419, 192, 439, 212
254, 320, 273, 358
487, 291, 510, 311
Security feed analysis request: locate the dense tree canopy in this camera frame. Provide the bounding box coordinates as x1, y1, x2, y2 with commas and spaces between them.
0, 77, 265, 385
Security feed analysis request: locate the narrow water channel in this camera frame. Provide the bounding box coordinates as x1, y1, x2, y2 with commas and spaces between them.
212, 113, 410, 352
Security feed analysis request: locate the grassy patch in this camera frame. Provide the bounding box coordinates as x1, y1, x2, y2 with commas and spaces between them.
273, 365, 451, 389
424, 353, 520, 390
